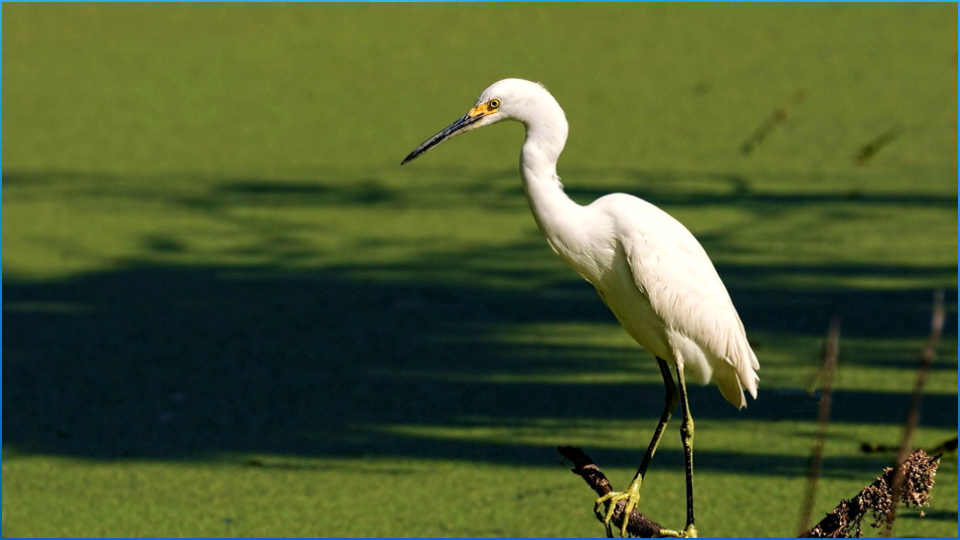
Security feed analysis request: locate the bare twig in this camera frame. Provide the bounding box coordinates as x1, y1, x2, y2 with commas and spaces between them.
741, 90, 807, 155
882, 290, 945, 537
854, 125, 903, 166
558, 446, 664, 537
797, 316, 842, 536
800, 449, 941, 538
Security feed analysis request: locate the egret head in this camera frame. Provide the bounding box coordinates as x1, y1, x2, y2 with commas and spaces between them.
401, 78, 564, 165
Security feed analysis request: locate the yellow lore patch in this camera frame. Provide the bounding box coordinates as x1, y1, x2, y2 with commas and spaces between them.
468, 101, 499, 117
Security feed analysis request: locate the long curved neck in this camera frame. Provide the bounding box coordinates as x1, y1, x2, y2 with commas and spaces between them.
518, 107, 586, 257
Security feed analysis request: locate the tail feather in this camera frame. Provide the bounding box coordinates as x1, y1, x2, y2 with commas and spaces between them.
714, 347, 760, 409
713, 364, 748, 409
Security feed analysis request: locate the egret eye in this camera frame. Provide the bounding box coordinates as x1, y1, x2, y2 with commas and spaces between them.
489, 99, 501, 109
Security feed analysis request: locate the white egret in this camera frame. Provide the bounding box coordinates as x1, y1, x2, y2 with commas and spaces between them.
402, 79, 759, 538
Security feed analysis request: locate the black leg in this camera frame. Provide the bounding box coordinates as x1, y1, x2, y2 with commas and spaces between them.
634, 357, 679, 480
594, 357, 679, 537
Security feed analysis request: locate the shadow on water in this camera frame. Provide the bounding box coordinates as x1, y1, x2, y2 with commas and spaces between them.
5, 166, 960, 211
3, 168, 957, 477
3, 264, 956, 469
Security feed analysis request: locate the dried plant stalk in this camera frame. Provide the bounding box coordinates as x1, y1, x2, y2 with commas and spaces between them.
798, 316, 842, 535
881, 290, 945, 537
801, 449, 940, 538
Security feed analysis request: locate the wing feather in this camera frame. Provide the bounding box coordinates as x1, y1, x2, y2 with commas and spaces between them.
598, 195, 759, 407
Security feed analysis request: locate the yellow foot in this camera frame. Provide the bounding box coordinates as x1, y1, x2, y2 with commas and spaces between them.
654, 525, 697, 538
594, 482, 641, 538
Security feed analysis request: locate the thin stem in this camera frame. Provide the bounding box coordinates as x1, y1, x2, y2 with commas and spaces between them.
882, 290, 944, 537
797, 316, 841, 536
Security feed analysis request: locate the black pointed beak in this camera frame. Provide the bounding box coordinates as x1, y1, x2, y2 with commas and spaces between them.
401, 113, 485, 165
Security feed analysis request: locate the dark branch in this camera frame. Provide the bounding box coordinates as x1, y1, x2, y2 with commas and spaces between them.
558, 446, 664, 538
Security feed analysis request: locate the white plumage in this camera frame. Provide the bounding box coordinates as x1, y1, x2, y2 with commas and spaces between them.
403, 78, 759, 538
